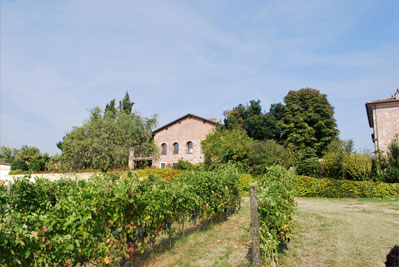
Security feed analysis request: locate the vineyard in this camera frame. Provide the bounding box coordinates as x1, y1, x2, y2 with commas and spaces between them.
0, 166, 240, 266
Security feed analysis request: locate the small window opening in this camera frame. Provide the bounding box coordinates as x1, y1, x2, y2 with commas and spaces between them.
173, 143, 179, 154
187, 141, 193, 154
161, 143, 167, 155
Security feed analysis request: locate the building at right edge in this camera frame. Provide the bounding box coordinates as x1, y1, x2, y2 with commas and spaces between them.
365, 89, 399, 154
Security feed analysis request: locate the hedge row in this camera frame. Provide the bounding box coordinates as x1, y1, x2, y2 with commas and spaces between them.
295, 175, 399, 198
257, 166, 296, 265
0, 166, 240, 266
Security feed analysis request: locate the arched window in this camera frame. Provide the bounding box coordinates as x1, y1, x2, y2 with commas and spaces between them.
161, 143, 167, 155
187, 141, 193, 154
173, 143, 179, 154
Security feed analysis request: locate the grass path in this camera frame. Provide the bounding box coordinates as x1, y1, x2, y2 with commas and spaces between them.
135, 197, 252, 266
280, 198, 399, 267
134, 197, 399, 266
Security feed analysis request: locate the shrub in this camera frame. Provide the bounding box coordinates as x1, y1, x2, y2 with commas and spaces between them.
134, 168, 183, 181
257, 166, 296, 265
0, 167, 240, 266
10, 159, 28, 171
247, 140, 298, 176
201, 127, 253, 169
322, 151, 372, 181
8, 170, 25, 175
238, 173, 255, 196
386, 137, 399, 183
172, 160, 193, 170
28, 155, 49, 172
298, 157, 321, 177
295, 175, 399, 198
345, 153, 372, 181
321, 151, 346, 179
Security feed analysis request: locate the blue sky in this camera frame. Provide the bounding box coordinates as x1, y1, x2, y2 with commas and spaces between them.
1, 0, 398, 155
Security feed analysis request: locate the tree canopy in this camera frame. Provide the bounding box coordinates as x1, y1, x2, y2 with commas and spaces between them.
223, 100, 283, 141
58, 92, 157, 172
278, 88, 339, 158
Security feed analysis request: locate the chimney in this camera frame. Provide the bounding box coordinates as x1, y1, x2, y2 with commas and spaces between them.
395, 89, 399, 100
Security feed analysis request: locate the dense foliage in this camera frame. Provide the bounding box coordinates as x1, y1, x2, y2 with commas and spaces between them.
2, 145, 50, 172
322, 151, 372, 181
58, 92, 157, 172
201, 128, 253, 170
386, 137, 399, 183
295, 175, 399, 198
297, 157, 321, 177
238, 173, 255, 196
256, 166, 296, 265
224, 100, 283, 141
201, 128, 297, 176
0, 166, 240, 266
278, 88, 339, 158
247, 140, 298, 176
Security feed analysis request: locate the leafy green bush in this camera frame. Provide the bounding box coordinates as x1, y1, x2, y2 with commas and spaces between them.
134, 168, 184, 181
295, 175, 399, 198
238, 173, 255, 196
247, 140, 298, 176
386, 137, 399, 183
321, 151, 346, 179
298, 157, 321, 177
8, 169, 25, 175
28, 155, 50, 172
172, 160, 194, 170
10, 159, 28, 171
0, 166, 240, 266
345, 153, 372, 181
257, 166, 296, 265
322, 151, 372, 181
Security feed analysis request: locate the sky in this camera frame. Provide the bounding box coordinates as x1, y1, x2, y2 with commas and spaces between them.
1, 0, 398, 155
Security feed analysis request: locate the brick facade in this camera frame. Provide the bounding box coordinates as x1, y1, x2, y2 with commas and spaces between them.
366, 90, 399, 154
152, 114, 218, 168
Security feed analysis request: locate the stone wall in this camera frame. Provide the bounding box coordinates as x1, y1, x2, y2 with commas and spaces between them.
373, 103, 399, 154
153, 116, 216, 168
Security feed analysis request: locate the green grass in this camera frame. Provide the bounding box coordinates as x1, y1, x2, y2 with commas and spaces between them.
131, 197, 399, 266
134, 197, 252, 266
280, 197, 399, 267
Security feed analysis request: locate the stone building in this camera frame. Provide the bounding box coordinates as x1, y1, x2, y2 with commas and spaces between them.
365, 89, 399, 154
129, 113, 220, 169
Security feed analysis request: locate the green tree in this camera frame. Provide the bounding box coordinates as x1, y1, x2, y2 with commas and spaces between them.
14, 145, 41, 163
201, 127, 253, 170
10, 159, 28, 171
278, 88, 339, 158
0, 146, 17, 163
119, 91, 134, 114
386, 136, 399, 183
224, 100, 282, 141
104, 99, 117, 118
28, 154, 50, 172
247, 140, 298, 176
58, 103, 157, 172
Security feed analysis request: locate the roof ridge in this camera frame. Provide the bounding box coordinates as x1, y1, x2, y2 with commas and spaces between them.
152, 113, 218, 134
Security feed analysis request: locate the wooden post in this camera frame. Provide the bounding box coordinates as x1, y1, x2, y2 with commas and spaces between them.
250, 183, 262, 267
7, 181, 11, 195
128, 147, 135, 170
105, 182, 109, 195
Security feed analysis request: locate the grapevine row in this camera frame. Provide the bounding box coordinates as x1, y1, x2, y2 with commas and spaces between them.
0, 165, 240, 266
